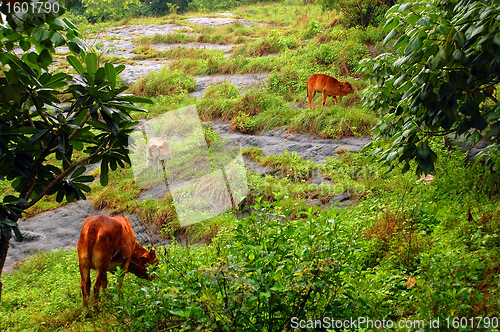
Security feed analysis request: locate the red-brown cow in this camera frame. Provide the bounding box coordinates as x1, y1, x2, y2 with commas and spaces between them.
77, 215, 158, 307
306, 73, 355, 109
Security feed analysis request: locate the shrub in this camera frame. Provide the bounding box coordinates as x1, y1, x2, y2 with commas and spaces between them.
261, 150, 317, 182
318, 0, 394, 29
108, 200, 360, 331
129, 69, 197, 97
203, 82, 240, 100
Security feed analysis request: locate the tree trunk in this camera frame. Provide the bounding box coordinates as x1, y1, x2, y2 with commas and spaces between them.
0, 233, 10, 302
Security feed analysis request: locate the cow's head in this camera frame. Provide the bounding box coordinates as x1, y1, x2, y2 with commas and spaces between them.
147, 145, 160, 161
129, 247, 158, 280
339, 82, 354, 96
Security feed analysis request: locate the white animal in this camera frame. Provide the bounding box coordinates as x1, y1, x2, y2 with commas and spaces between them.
146, 137, 171, 178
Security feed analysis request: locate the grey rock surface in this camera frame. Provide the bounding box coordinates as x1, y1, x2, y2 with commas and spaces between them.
210, 120, 371, 164
5, 201, 164, 273
4, 17, 372, 272
189, 73, 268, 98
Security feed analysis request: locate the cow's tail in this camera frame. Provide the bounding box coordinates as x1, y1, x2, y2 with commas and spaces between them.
86, 217, 99, 281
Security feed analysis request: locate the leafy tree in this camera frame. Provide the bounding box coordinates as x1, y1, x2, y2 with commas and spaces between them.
0, 3, 151, 300
360, 0, 500, 175
318, 0, 395, 29
63, 0, 84, 13
82, 0, 140, 21
145, 0, 191, 16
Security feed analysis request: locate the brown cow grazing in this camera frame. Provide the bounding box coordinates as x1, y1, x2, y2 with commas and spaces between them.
306, 73, 354, 109
77, 215, 158, 307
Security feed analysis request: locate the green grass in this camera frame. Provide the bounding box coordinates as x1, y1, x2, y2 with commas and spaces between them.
7, 1, 500, 330
128, 68, 197, 97
3, 143, 500, 330
288, 105, 377, 138
0, 250, 122, 331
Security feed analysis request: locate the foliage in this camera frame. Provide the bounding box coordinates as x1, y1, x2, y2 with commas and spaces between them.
260, 150, 316, 182
143, 0, 191, 16
203, 82, 240, 100
303, 18, 321, 39
318, 0, 394, 29
231, 29, 299, 57
288, 105, 377, 139
108, 200, 359, 331
82, 0, 140, 21
189, 0, 238, 11
128, 69, 197, 97
0, 250, 121, 331
0, 1, 151, 301
360, 0, 500, 175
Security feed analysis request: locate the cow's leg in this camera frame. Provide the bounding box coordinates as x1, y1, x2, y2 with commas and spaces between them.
93, 269, 108, 307
78, 258, 91, 308
308, 89, 315, 109
157, 159, 163, 179
322, 91, 328, 107
333, 96, 338, 106
117, 262, 130, 291
153, 158, 159, 174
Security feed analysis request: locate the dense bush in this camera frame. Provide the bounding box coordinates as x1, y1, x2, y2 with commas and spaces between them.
107, 199, 361, 331
318, 0, 395, 29
129, 69, 197, 97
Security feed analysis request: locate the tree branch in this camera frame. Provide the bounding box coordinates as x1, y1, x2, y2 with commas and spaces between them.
25, 136, 110, 209
31, 94, 56, 136
19, 134, 57, 201
68, 111, 91, 142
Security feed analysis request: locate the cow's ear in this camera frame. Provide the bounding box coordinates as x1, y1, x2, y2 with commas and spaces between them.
149, 248, 156, 258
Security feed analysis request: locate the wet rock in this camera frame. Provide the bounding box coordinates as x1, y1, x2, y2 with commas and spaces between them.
20, 231, 44, 242
186, 17, 261, 27
309, 174, 332, 186
444, 134, 492, 165
152, 42, 236, 54
242, 156, 274, 176
189, 73, 268, 98
120, 60, 171, 86
212, 121, 371, 164
5, 200, 163, 273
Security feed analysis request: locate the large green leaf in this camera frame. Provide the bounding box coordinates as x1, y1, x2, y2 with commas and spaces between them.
105, 63, 116, 89
58, 131, 70, 154
51, 32, 65, 47
67, 55, 85, 74
404, 36, 423, 55
71, 166, 87, 179
86, 53, 98, 80
38, 49, 52, 67
100, 156, 109, 186
383, 28, 399, 46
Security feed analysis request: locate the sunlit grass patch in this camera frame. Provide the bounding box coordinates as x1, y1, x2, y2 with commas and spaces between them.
87, 166, 141, 214
128, 68, 197, 97
0, 250, 122, 331
134, 32, 192, 46
233, 2, 333, 27
136, 94, 194, 120
288, 106, 377, 138
230, 33, 299, 57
